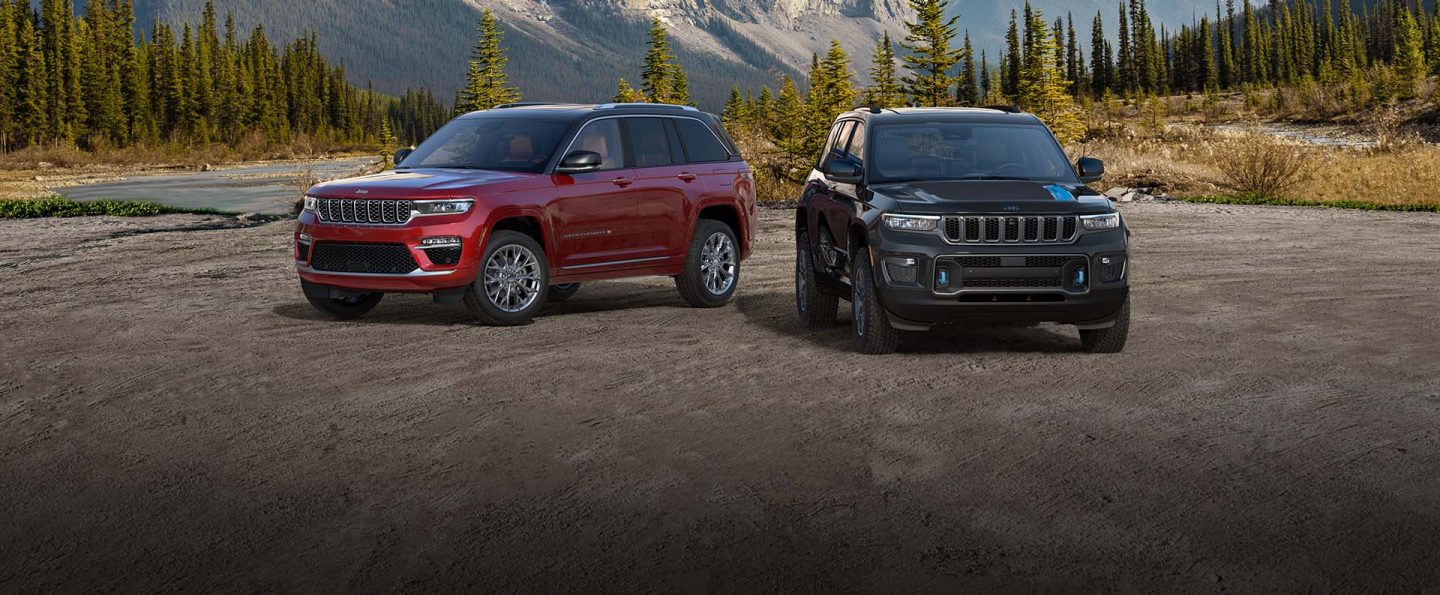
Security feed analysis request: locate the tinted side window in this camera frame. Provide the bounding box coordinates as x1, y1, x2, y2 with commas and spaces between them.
623, 117, 672, 168
828, 122, 855, 160
846, 123, 866, 161
675, 118, 729, 163
567, 119, 624, 171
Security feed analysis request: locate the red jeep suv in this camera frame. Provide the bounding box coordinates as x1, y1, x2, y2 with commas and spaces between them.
295, 103, 756, 325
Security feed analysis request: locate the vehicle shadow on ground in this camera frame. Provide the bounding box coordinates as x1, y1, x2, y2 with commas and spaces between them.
735, 291, 1083, 354
271, 282, 689, 326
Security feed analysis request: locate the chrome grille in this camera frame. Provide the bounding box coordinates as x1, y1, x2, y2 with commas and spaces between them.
941, 215, 1079, 244
315, 198, 413, 225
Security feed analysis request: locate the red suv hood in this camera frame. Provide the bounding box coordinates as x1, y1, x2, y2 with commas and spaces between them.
308, 168, 535, 199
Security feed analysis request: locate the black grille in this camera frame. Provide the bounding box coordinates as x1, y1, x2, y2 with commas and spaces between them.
425, 247, 462, 266
310, 242, 418, 274
953, 256, 1003, 267
1025, 256, 1072, 268
963, 277, 1062, 289
941, 215, 1080, 244
315, 198, 413, 225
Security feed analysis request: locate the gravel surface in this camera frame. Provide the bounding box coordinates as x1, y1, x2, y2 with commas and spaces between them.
2, 202, 1438, 592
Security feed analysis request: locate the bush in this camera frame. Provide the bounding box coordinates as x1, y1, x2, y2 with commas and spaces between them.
1213, 137, 1312, 199
0, 196, 221, 219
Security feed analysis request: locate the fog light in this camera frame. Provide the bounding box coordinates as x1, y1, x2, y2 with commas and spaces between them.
420, 236, 462, 247
1099, 254, 1127, 282
884, 257, 919, 285
298, 233, 312, 243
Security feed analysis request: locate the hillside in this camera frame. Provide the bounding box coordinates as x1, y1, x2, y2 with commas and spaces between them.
112, 0, 1231, 110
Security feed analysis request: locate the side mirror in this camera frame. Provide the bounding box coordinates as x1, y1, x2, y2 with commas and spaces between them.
822, 158, 863, 184
394, 147, 413, 165
556, 150, 603, 174
1077, 157, 1105, 184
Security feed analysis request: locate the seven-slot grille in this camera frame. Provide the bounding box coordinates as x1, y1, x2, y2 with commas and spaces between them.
310, 242, 419, 274
315, 198, 414, 225
942, 215, 1078, 244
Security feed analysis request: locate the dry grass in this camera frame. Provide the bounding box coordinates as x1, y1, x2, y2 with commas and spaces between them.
1211, 137, 1312, 199
1076, 122, 1440, 208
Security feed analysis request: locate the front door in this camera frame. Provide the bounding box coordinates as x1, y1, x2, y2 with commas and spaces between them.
548, 118, 642, 269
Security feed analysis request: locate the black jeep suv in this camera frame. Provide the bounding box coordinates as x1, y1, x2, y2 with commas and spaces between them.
794, 107, 1130, 354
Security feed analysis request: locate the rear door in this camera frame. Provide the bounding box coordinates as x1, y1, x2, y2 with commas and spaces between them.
547, 118, 643, 269
622, 117, 691, 260
672, 115, 748, 250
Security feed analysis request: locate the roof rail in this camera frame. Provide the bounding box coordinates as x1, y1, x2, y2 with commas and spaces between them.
983, 104, 1023, 113
493, 102, 569, 109
595, 102, 699, 112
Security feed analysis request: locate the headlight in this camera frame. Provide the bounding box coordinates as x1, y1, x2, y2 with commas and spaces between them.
1080, 212, 1121, 231
302, 196, 317, 212
413, 199, 474, 216
882, 213, 940, 232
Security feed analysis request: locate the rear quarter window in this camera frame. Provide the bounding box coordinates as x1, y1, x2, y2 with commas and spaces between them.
675, 118, 729, 163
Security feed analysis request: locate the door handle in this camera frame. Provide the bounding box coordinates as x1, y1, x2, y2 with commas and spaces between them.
611, 177, 633, 187
677, 173, 697, 182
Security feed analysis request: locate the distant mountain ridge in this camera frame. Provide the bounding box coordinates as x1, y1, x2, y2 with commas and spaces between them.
114, 0, 1227, 109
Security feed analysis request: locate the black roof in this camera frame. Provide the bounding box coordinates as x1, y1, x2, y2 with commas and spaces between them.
458, 103, 716, 122
839, 106, 1042, 125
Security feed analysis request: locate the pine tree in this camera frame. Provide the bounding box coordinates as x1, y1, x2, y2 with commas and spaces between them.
456, 9, 519, 113
1004, 10, 1022, 99
804, 41, 856, 161
670, 63, 692, 106
0, 0, 18, 150
956, 32, 979, 105
1217, 0, 1237, 88
1393, 5, 1425, 94
864, 31, 905, 107
900, 0, 961, 106
1016, 7, 1084, 143
17, 11, 49, 145
641, 18, 679, 104
613, 77, 646, 102
1091, 11, 1110, 93
772, 75, 808, 177
722, 85, 747, 123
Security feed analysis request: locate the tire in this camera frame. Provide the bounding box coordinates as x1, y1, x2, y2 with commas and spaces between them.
1080, 297, 1130, 353
464, 230, 550, 326
795, 229, 838, 328
303, 286, 383, 320
675, 219, 740, 308
548, 283, 581, 302
850, 246, 900, 355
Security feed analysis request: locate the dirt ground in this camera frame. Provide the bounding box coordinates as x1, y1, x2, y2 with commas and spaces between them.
2, 203, 1438, 592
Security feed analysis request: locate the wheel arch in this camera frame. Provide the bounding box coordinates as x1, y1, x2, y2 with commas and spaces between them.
697, 201, 747, 257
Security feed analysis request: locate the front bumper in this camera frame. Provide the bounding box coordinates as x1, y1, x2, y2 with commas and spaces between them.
870, 225, 1130, 328
293, 211, 478, 293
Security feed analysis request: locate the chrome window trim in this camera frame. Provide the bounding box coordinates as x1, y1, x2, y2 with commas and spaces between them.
555, 114, 733, 172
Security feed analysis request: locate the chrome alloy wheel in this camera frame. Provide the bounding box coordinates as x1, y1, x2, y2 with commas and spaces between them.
483, 245, 542, 313
700, 232, 737, 295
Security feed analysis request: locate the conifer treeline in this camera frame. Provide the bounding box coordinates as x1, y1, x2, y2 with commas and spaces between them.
712, 0, 1438, 184
0, 0, 448, 152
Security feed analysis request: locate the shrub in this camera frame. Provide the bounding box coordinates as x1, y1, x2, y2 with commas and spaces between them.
0, 196, 221, 219
1213, 137, 1312, 199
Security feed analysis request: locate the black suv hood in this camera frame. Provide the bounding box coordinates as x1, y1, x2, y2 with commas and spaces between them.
869, 180, 1114, 215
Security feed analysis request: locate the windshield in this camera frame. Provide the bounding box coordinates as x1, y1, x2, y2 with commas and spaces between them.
868, 122, 1078, 184
398, 117, 569, 174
